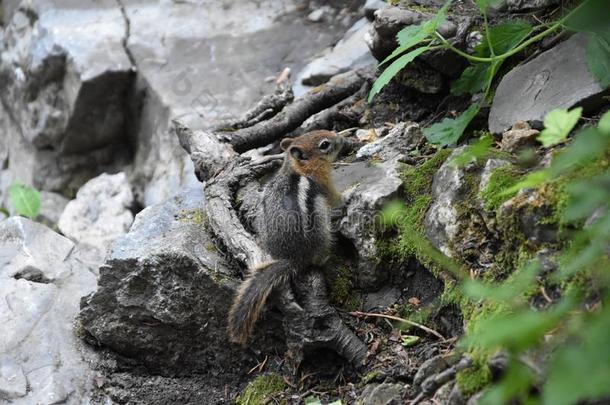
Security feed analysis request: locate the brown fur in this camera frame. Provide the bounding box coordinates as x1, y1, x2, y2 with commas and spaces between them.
281, 130, 342, 206
227, 130, 343, 345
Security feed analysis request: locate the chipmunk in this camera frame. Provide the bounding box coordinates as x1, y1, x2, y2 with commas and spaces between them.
228, 130, 344, 345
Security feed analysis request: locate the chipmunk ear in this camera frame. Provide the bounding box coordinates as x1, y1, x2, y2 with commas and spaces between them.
289, 146, 308, 161
280, 138, 294, 151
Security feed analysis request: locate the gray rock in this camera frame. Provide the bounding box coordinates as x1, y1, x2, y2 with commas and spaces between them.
295, 18, 376, 92
435, 382, 457, 404
448, 382, 467, 405
364, 0, 389, 21
500, 122, 540, 152
500, 188, 558, 246
363, 286, 402, 311
414, 355, 453, 388
336, 158, 404, 289
0, 0, 21, 24
0, 356, 27, 399
79, 187, 283, 374
58, 172, 134, 252
356, 121, 424, 160
424, 148, 465, 256
37, 191, 69, 228
489, 34, 606, 134
467, 391, 485, 405
0, 1, 133, 196
357, 383, 407, 405
367, 6, 457, 61
307, 6, 335, 23
0, 217, 102, 405
479, 159, 510, 197
506, 0, 560, 11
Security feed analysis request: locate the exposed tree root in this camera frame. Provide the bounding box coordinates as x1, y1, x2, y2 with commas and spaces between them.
220, 68, 373, 153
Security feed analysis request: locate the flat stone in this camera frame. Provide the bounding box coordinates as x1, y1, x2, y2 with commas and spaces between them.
489, 34, 606, 134
356, 383, 407, 405
356, 121, 424, 160
58, 172, 134, 252
500, 122, 540, 152
296, 18, 376, 89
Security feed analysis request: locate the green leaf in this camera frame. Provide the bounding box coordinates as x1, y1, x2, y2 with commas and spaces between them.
586, 32, 610, 88
401, 335, 421, 347
423, 104, 480, 146
549, 127, 610, 177
537, 107, 583, 147
476, 20, 533, 56
543, 306, 610, 405
8, 182, 41, 219
474, 0, 505, 13
463, 298, 573, 351
328, 401, 343, 405
368, 46, 430, 102
450, 134, 493, 167
463, 261, 540, 304
565, 0, 610, 36
452, 21, 532, 96
500, 170, 549, 196
305, 397, 323, 405
563, 173, 610, 222
451, 64, 489, 95
380, 1, 452, 66
480, 363, 535, 405
380, 25, 430, 66
598, 110, 610, 135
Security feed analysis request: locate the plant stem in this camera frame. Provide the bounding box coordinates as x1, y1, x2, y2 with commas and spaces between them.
435, 0, 592, 64
349, 311, 447, 340
482, 12, 495, 57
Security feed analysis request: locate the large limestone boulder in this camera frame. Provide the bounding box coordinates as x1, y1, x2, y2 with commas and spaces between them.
0, 0, 134, 196
79, 187, 284, 375
0, 217, 102, 404
58, 172, 135, 251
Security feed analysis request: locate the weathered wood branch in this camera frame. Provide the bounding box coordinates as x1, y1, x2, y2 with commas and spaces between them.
215, 83, 294, 131
221, 68, 373, 153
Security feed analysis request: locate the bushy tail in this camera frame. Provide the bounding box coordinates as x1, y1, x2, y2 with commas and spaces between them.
228, 260, 293, 345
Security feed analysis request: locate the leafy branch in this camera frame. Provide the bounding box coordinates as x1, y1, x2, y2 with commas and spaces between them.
368, 0, 609, 146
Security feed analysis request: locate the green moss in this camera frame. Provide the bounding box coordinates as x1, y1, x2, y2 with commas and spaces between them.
376, 149, 453, 276
361, 370, 383, 385
330, 265, 361, 311
456, 350, 492, 396
480, 165, 524, 211
176, 209, 208, 227
237, 373, 286, 405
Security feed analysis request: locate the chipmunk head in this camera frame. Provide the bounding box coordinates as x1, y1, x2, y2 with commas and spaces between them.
280, 130, 343, 174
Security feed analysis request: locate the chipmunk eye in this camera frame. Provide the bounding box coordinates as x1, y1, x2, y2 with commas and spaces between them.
318, 140, 332, 152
